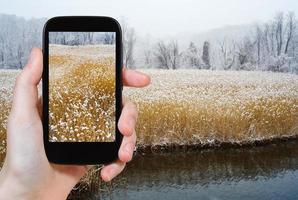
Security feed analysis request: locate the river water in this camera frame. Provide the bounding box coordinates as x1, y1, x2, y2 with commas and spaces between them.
70, 140, 298, 200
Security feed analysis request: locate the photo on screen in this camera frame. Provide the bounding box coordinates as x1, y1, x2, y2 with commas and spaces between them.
48, 32, 116, 142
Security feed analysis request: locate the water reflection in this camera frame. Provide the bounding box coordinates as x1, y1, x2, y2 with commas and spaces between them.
70, 140, 298, 200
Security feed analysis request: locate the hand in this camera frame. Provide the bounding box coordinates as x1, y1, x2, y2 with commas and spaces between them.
0, 48, 150, 200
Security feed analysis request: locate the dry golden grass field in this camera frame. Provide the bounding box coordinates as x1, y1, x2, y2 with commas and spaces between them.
124, 69, 298, 147
49, 44, 116, 142
0, 67, 298, 161
0, 70, 20, 162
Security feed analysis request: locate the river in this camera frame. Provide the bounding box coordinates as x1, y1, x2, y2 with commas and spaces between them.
68, 139, 298, 200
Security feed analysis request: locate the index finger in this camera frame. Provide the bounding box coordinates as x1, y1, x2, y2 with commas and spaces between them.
122, 68, 151, 87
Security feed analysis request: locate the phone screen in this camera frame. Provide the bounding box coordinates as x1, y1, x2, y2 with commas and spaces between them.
48, 32, 116, 142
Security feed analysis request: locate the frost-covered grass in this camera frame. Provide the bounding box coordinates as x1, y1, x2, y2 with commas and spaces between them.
0, 70, 20, 161
1, 67, 298, 157
49, 44, 116, 142
124, 69, 298, 147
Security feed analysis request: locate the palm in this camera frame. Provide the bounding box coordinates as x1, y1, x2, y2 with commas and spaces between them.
6, 109, 85, 196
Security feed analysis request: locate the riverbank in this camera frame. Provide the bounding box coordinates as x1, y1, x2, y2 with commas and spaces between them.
68, 138, 298, 200
136, 134, 298, 153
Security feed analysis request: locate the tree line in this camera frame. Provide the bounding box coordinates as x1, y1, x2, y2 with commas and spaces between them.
0, 12, 297, 73
125, 12, 298, 73
0, 14, 45, 69
49, 32, 115, 46
0, 14, 119, 69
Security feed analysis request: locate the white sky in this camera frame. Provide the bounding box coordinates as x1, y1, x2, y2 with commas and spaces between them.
1, 0, 298, 36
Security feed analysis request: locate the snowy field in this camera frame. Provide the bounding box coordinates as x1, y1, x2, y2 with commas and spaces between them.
0, 68, 298, 153
124, 69, 298, 146
0, 70, 20, 158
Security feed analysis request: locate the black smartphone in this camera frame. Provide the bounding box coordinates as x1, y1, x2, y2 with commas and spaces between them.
42, 16, 122, 164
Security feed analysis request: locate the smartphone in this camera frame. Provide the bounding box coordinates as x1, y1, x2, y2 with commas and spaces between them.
42, 16, 122, 164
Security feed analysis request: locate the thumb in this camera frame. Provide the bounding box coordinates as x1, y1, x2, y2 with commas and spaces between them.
9, 47, 43, 123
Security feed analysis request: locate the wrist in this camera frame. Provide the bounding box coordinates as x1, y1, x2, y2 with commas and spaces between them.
0, 174, 39, 200
0, 170, 68, 200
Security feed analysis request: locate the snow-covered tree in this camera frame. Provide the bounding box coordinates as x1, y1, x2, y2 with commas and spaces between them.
218, 38, 236, 70
184, 42, 201, 68
202, 41, 210, 69
155, 41, 170, 69
121, 19, 136, 69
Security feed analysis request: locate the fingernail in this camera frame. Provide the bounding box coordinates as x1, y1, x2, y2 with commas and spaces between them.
106, 173, 111, 182
128, 118, 134, 129
107, 167, 115, 181
125, 142, 134, 153
130, 115, 137, 127
103, 168, 112, 182
27, 49, 35, 64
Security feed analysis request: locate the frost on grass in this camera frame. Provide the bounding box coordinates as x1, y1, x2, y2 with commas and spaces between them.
49, 44, 116, 142
0, 66, 298, 150
124, 69, 298, 147
0, 70, 20, 161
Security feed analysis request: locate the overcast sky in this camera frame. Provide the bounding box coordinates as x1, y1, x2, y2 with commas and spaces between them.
1, 0, 298, 36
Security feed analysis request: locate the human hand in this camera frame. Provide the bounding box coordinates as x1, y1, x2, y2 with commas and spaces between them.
0, 48, 150, 200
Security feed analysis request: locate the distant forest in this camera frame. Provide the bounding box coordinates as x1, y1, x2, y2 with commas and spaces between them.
49, 32, 115, 46
0, 12, 297, 73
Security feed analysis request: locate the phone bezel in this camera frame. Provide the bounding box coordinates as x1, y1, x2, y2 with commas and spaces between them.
42, 16, 122, 164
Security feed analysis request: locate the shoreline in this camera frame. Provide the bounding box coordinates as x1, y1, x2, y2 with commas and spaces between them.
136, 135, 298, 154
